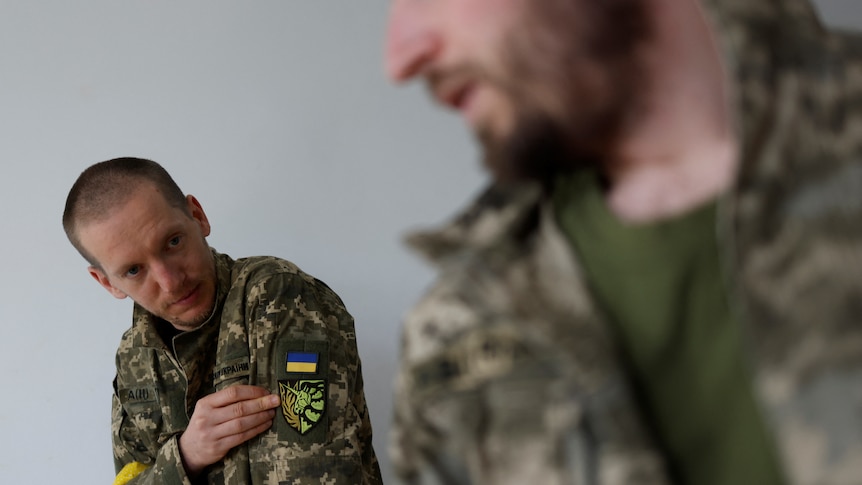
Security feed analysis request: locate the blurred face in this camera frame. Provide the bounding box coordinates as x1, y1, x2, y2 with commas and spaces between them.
385, 0, 649, 182
78, 183, 217, 331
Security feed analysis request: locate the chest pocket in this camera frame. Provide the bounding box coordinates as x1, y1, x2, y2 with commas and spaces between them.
118, 386, 161, 420
117, 385, 163, 454
116, 348, 191, 447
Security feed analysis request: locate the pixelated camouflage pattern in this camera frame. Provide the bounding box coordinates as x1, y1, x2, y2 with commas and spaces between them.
391, 0, 862, 484
112, 250, 382, 484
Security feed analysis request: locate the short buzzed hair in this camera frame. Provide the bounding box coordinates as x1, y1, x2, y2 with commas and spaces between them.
63, 157, 189, 266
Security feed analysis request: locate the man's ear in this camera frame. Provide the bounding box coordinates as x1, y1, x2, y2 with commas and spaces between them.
186, 194, 211, 237
88, 266, 128, 300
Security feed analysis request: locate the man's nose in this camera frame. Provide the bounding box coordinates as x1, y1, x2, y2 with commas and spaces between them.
384, 0, 441, 82
152, 262, 184, 293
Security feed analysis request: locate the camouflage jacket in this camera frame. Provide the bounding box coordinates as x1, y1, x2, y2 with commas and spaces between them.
112, 250, 382, 484
391, 1, 862, 484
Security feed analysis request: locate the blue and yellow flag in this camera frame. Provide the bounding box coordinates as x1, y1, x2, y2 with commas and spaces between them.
286, 351, 318, 373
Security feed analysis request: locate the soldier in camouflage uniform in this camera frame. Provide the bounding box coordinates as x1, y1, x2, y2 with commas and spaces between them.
62, 157, 382, 485
384, 0, 862, 484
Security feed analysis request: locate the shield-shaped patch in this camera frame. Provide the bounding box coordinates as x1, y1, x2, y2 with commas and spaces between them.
279, 379, 326, 435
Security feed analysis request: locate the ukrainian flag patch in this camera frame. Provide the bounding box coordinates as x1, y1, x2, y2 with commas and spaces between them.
286, 351, 319, 374
276, 341, 329, 442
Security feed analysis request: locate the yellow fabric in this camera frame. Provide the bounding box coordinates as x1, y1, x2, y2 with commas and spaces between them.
286, 361, 317, 373
112, 462, 150, 485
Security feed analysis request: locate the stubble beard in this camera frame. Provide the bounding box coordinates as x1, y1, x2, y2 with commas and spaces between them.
481, 0, 651, 187
169, 307, 213, 331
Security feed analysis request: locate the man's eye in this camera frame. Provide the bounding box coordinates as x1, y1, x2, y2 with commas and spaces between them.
168, 236, 182, 247
126, 266, 140, 277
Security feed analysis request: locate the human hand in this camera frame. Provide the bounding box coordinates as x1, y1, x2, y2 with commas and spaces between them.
178, 385, 280, 477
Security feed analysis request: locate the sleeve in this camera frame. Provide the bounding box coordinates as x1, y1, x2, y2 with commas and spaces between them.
389, 328, 476, 485
112, 378, 192, 485
389, 280, 480, 485
390, 360, 425, 485
349, 358, 382, 484
246, 268, 383, 484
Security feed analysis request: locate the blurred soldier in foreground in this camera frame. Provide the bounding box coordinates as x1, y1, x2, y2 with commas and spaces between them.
63, 157, 382, 484
384, 0, 862, 483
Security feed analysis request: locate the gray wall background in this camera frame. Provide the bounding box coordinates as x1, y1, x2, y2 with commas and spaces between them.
0, 1, 858, 483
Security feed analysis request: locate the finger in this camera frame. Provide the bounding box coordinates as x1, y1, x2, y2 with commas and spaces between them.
203, 393, 279, 427
214, 418, 275, 452
205, 385, 271, 407
228, 394, 280, 419
219, 408, 277, 438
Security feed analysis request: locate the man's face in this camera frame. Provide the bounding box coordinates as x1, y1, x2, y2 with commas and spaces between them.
385, 0, 649, 181
78, 183, 217, 331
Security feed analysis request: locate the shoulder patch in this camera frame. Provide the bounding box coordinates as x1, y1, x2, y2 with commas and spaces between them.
274, 340, 330, 442
279, 379, 326, 435
285, 351, 319, 374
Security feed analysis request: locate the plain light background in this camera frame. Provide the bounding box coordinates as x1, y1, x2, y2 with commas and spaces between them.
0, 1, 858, 483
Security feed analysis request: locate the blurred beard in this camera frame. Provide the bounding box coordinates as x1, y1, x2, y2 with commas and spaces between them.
480, 106, 616, 189
481, 0, 650, 188
480, 114, 582, 188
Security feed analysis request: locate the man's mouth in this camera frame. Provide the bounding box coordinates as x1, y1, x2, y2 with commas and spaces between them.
430, 71, 477, 114
440, 83, 473, 111
171, 284, 199, 307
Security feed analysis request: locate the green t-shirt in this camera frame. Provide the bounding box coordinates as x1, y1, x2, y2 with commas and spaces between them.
553, 170, 783, 485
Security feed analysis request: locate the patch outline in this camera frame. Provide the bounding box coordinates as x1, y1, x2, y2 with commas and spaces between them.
279, 379, 327, 435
